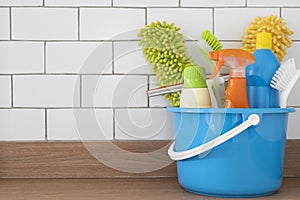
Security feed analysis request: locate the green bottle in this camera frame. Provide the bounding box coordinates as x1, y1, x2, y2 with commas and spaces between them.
180, 66, 211, 108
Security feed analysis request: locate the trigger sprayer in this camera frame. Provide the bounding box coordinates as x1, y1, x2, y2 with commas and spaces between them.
209, 49, 256, 108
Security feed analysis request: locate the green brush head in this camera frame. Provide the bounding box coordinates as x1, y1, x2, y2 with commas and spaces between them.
138, 21, 194, 107
183, 66, 207, 88
201, 30, 222, 51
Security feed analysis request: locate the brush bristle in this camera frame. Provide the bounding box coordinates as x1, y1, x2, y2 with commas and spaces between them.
201, 30, 222, 51
270, 58, 297, 91
138, 21, 194, 107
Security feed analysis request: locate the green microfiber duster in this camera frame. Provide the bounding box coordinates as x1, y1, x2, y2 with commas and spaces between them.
138, 21, 194, 107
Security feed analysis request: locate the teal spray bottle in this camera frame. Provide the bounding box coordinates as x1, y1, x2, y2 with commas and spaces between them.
246, 32, 280, 108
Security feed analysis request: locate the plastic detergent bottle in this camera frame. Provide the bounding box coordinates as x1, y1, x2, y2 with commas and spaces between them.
209, 49, 256, 108
246, 32, 280, 108
180, 66, 211, 108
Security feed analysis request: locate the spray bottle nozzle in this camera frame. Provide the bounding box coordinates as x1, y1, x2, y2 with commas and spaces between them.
209, 49, 255, 79
208, 49, 256, 108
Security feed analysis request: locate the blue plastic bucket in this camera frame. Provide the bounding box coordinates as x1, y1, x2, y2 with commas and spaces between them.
167, 107, 295, 198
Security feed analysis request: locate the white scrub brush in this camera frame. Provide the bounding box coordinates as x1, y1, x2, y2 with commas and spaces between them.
270, 58, 300, 108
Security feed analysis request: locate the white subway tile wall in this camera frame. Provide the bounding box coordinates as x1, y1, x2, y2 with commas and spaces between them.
47, 109, 113, 140
113, 0, 179, 7
0, 8, 9, 40
0, 42, 44, 74
46, 42, 112, 74
80, 8, 145, 40
0, 76, 11, 107
13, 75, 80, 107
247, 0, 300, 7
0, 1, 299, 141
0, 0, 42, 6
147, 8, 212, 40
114, 41, 152, 75
215, 8, 280, 40
12, 8, 78, 40
82, 75, 147, 107
282, 8, 300, 40
181, 0, 245, 7
0, 109, 45, 141
45, 0, 111, 6
115, 108, 174, 140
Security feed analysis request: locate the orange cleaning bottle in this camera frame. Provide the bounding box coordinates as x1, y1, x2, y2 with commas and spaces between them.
209, 49, 256, 108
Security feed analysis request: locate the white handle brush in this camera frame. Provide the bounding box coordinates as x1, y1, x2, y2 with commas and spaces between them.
270, 58, 300, 108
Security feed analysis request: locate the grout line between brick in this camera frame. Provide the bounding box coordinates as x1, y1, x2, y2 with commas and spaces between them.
179, 0, 181, 7
2, 6, 300, 9
147, 76, 150, 108
245, 0, 248, 7
111, 0, 113, 7
10, 75, 13, 107
1, 73, 155, 76
80, 75, 82, 107
280, 7, 282, 17
78, 8, 80, 40
9, 7, 12, 40
44, 41, 46, 73
212, 8, 215, 33
45, 109, 48, 141
112, 41, 115, 74
145, 8, 147, 25
113, 108, 115, 139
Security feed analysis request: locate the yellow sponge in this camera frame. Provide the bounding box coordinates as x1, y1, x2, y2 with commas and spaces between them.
242, 15, 293, 61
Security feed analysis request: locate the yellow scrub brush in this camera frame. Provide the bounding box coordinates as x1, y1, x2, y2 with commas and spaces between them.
138, 21, 194, 107
242, 15, 293, 62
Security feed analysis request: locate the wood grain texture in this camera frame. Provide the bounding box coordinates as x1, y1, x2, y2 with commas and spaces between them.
0, 178, 299, 200
0, 140, 299, 178
0, 141, 176, 178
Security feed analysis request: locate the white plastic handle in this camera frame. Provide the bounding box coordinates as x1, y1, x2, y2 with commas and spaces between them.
168, 114, 260, 161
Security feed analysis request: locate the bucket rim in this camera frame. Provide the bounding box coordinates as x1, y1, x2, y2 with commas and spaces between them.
167, 107, 296, 114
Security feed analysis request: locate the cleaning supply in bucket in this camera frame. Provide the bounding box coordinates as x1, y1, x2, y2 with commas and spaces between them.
242, 15, 293, 62
209, 49, 256, 108
180, 66, 211, 108
246, 32, 280, 108
147, 75, 228, 108
198, 30, 224, 107
138, 21, 194, 107
271, 58, 300, 108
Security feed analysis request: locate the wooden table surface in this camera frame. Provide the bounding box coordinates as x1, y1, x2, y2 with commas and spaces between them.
0, 178, 299, 200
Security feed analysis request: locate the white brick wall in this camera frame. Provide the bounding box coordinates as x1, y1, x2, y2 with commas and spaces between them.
0, 42, 44, 74
80, 8, 145, 40
114, 41, 152, 75
0, 1, 299, 141
82, 75, 147, 107
12, 8, 78, 40
147, 8, 212, 40
113, 0, 179, 7
45, 0, 111, 6
0, 76, 11, 107
247, 0, 300, 7
0, 0, 42, 6
46, 42, 112, 74
215, 8, 280, 40
0, 109, 45, 141
115, 108, 174, 140
0, 8, 9, 40
13, 75, 80, 107
47, 109, 113, 140
181, 0, 245, 7
282, 8, 300, 40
